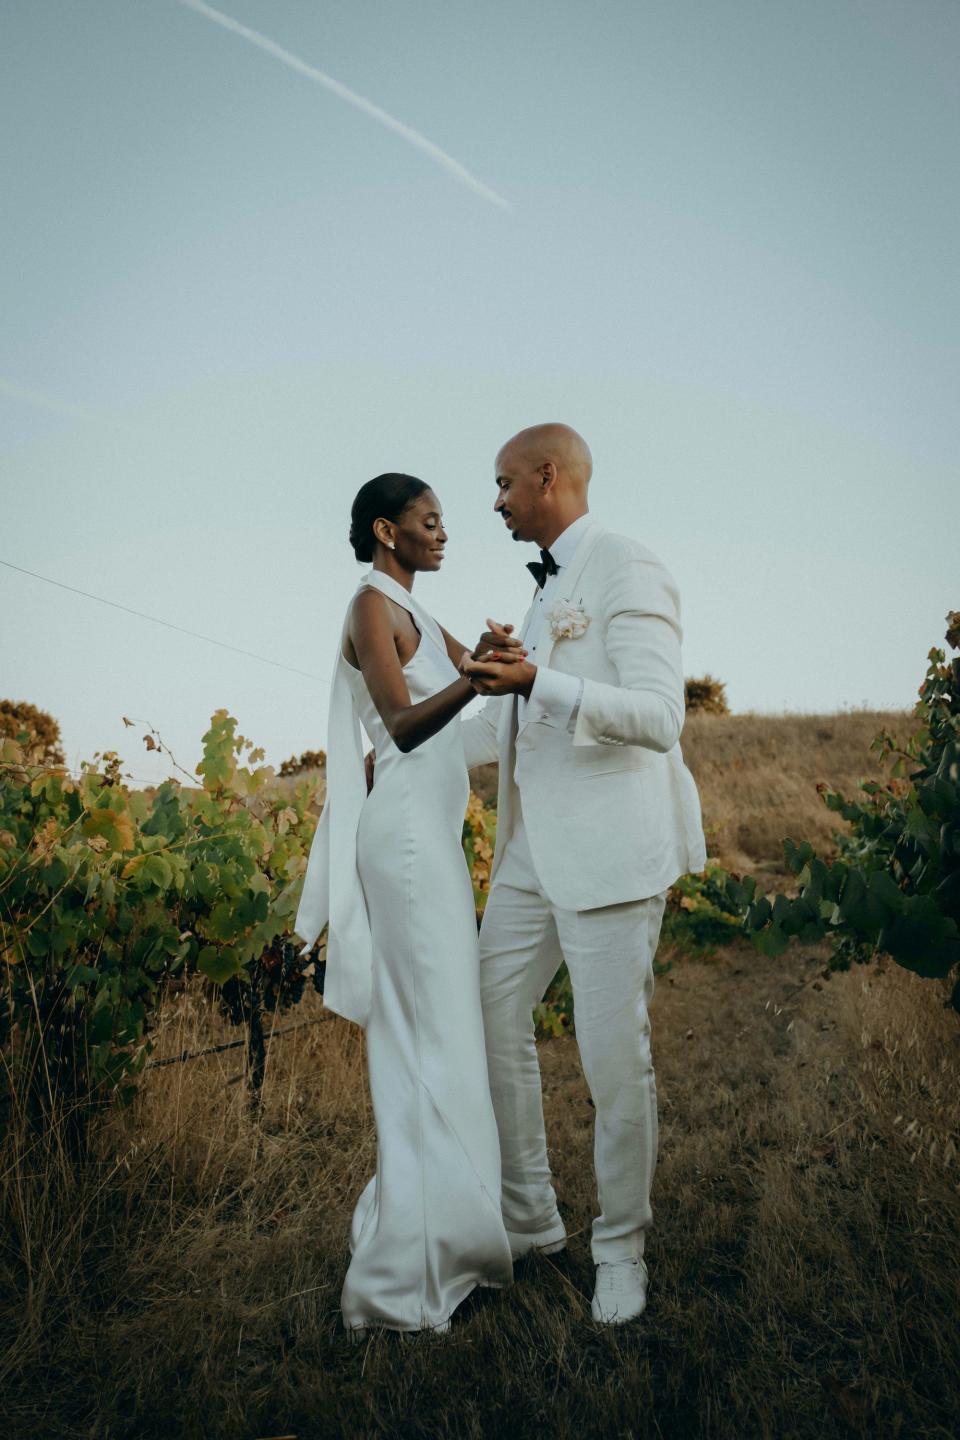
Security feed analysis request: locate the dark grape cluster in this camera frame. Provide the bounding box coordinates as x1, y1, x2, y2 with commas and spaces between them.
217, 936, 325, 1029
219, 975, 255, 1029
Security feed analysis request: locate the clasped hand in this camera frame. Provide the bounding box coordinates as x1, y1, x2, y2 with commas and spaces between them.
459, 618, 536, 698
364, 619, 531, 792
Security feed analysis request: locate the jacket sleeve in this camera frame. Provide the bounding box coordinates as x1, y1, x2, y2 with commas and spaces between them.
572, 557, 685, 753
461, 695, 504, 767
528, 667, 584, 730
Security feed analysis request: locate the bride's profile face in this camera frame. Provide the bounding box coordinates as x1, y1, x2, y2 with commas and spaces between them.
391, 489, 447, 572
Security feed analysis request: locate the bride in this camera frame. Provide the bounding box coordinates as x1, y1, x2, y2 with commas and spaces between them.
295, 472, 522, 1336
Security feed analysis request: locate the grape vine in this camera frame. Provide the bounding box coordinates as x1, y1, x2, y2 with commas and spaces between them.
714, 615, 960, 1006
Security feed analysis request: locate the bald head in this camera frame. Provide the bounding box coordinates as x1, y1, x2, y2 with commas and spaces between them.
493, 422, 592, 548
496, 423, 593, 493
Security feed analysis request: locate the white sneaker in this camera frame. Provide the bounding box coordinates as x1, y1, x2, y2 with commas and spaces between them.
591, 1258, 648, 1325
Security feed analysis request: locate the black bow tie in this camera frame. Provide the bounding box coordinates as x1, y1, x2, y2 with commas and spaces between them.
526, 547, 559, 589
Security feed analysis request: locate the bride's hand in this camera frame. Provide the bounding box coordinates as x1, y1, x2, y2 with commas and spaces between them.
472, 618, 524, 660
461, 654, 537, 698
460, 645, 527, 677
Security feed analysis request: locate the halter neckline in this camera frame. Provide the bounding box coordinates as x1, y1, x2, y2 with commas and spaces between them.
357, 570, 445, 656
360, 569, 418, 606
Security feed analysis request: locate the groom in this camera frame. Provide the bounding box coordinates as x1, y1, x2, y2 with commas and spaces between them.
461, 423, 705, 1325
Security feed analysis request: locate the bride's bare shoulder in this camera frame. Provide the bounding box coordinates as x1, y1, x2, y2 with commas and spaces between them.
348, 587, 417, 656
349, 585, 385, 617
349, 585, 399, 631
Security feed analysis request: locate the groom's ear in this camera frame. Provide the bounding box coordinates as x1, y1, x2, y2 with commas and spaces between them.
539, 461, 558, 489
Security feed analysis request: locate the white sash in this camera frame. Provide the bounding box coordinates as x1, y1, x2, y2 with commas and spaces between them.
293, 570, 444, 1028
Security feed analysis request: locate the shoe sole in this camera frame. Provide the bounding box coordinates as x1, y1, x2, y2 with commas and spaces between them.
590, 1301, 646, 1325
346, 1319, 451, 1342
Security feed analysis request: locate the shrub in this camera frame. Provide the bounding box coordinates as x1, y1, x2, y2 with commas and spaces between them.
685, 675, 729, 715
278, 748, 326, 777
664, 863, 743, 951
0, 699, 65, 767
462, 791, 496, 917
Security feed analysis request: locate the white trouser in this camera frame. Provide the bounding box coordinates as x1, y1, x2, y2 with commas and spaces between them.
478, 813, 666, 1264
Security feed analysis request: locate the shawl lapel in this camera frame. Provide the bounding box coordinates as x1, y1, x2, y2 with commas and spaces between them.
524, 521, 605, 676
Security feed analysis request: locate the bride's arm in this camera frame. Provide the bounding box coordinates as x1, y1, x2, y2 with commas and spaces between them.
351, 590, 475, 754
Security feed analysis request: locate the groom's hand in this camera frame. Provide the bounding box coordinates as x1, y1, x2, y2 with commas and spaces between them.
461, 653, 537, 699
472, 618, 524, 660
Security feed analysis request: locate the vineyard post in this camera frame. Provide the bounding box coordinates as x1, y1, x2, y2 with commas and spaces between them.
247, 974, 267, 1102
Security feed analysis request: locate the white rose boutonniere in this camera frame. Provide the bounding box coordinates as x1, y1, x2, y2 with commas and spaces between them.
547, 601, 591, 641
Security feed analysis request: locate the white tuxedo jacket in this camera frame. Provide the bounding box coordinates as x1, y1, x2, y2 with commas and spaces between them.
462, 522, 706, 911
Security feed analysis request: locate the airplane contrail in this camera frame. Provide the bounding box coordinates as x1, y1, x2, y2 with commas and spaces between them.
0, 377, 97, 422
175, 0, 510, 210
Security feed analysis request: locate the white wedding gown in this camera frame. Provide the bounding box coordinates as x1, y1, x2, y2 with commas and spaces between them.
337, 572, 513, 1333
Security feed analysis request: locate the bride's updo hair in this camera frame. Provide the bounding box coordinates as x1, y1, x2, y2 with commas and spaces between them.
349, 473, 429, 563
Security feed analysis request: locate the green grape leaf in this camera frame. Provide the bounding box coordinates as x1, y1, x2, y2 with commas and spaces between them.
197, 945, 242, 984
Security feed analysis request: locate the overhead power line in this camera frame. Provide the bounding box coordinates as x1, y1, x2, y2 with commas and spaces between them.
0, 558, 330, 686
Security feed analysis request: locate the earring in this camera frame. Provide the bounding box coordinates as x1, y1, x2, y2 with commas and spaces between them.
387, 542, 396, 551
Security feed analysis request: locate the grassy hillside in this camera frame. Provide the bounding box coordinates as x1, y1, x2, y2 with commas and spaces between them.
681, 708, 912, 880
470, 708, 912, 883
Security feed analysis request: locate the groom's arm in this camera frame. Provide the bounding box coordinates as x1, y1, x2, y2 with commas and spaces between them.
572, 557, 685, 753
461, 696, 503, 767
464, 558, 683, 753
444, 618, 522, 767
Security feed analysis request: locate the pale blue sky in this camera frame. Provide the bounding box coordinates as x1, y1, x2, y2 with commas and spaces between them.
2, 0, 957, 782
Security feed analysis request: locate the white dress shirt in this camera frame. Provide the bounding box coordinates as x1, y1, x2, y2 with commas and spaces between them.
519, 513, 591, 729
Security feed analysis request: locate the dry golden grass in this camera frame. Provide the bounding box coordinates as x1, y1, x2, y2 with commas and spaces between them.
680, 709, 913, 881
3, 708, 958, 1439
2, 940, 959, 1440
